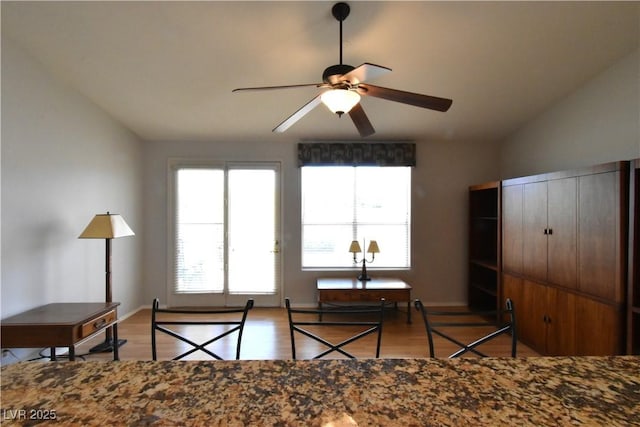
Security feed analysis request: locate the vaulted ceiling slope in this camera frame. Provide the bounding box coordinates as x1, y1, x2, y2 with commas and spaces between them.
2, 1, 638, 143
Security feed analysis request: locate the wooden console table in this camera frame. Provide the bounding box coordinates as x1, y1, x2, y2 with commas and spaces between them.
1, 302, 120, 361
317, 278, 412, 323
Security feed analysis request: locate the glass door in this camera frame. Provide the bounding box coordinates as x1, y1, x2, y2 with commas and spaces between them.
168, 161, 281, 307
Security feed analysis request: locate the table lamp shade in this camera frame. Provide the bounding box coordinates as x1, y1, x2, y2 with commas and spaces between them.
79, 213, 135, 239
349, 240, 380, 254
349, 240, 362, 253
367, 240, 380, 254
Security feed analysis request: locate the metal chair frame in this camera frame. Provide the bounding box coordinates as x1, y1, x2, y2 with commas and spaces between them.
285, 298, 385, 359
414, 298, 517, 358
151, 298, 253, 360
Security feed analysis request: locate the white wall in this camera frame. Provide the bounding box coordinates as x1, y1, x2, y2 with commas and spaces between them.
1, 37, 145, 318
141, 137, 500, 307
500, 49, 640, 178
410, 138, 501, 305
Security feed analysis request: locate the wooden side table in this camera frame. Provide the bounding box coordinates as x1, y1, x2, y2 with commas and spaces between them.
317, 278, 412, 323
1, 302, 121, 361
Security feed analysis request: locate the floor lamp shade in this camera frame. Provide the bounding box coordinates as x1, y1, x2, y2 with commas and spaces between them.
79, 213, 135, 239
79, 212, 134, 353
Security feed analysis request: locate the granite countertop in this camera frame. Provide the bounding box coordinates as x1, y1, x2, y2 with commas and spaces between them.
1, 356, 639, 426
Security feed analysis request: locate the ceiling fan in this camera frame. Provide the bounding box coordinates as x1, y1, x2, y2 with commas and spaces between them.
232, 2, 452, 138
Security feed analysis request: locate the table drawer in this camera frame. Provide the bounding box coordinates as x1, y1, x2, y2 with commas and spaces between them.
319, 289, 410, 303
80, 310, 116, 339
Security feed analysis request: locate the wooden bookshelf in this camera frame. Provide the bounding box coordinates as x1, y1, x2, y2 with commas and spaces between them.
468, 181, 500, 311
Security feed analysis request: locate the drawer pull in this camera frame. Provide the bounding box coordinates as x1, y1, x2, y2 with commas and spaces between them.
93, 318, 107, 329
80, 310, 116, 339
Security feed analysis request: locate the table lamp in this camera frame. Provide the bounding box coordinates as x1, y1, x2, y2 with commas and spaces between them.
349, 239, 379, 281
79, 212, 134, 353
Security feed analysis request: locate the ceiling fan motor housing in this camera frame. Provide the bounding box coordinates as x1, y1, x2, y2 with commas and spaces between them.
323, 64, 355, 85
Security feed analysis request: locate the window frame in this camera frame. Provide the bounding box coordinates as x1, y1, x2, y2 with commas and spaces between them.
166, 159, 283, 307
300, 165, 412, 271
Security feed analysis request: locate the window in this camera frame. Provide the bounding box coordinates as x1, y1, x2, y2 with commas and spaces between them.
301, 166, 411, 269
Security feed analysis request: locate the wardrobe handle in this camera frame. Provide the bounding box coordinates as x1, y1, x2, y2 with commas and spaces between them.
548, 228, 553, 235
543, 229, 548, 235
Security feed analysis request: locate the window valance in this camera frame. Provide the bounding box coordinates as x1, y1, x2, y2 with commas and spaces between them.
298, 142, 416, 167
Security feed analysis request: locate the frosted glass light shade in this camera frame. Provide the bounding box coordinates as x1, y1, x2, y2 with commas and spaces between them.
321, 89, 360, 115
79, 213, 135, 239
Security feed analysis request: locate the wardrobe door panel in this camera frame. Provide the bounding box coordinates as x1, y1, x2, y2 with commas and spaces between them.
523, 182, 548, 281
579, 172, 620, 302
521, 279, 548, 353
502, 273, 523, 336
502, 184, 524, 275
547, 178, 577, 289
576, 296, 624, 355
546, 287, 576, 356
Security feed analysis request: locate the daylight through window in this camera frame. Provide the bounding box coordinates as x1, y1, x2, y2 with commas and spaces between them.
301, 166, 411, 269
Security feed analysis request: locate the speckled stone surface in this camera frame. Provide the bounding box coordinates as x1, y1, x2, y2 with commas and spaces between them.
1, 357, 639, 426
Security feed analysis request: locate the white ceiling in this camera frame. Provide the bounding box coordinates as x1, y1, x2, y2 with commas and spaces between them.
2, 1, 638, 143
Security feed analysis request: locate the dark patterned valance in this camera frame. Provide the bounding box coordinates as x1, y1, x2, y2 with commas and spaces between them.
298, 142, 416, 167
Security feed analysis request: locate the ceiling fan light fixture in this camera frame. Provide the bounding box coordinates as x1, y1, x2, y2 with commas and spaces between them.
233, 2, 452, 136
321, 89, 360, 116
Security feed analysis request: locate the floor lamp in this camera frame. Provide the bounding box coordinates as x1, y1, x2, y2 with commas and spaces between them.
79, 212, 135, 353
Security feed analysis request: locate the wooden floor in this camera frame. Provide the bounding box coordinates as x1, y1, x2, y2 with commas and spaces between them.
75, 306, 540, 361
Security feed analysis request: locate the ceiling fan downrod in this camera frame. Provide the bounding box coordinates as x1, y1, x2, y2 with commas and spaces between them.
332, 2, 350, 65
322, 3, 355, 84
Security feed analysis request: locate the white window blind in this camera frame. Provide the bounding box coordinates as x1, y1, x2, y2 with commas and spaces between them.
174, 168, 225, 294
301, 166, 411, 269
227, 168, 278, 295
172, 163, 281, 301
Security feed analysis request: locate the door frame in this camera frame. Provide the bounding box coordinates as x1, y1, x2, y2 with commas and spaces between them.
166, 158, 283, 307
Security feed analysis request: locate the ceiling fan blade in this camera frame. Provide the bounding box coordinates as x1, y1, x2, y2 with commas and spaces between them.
348, 103, 375, 137
273, 95, 323, 133
341, 63, 392, 85
358, 83, 453, 112
233, 83, 324, 92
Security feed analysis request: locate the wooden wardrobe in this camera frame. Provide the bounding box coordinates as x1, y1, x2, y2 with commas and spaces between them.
500, 161, 628, 356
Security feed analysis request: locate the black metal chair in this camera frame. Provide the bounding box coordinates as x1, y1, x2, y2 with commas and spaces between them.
414, 298, 517, 358
151, 298, 253, 360
285, 297, 385, 359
